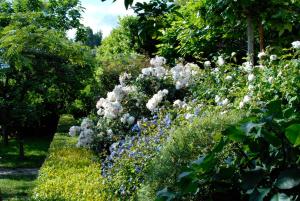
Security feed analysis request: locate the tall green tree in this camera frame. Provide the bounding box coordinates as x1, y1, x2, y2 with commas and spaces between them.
76, 26, 102, 48
0, 0, 95, 157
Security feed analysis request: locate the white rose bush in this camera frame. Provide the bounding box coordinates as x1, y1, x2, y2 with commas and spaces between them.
69, 42, 300, 200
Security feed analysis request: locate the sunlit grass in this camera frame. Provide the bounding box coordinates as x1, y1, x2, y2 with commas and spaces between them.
0, 174, 37, 200
0, 137, 52, 168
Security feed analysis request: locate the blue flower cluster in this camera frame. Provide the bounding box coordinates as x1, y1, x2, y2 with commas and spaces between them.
101, 113, 173, 195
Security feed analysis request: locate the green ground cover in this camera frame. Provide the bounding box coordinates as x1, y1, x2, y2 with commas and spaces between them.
32, 134, 106, 201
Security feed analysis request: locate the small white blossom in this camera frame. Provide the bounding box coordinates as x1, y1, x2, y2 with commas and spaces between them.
127, 116, 135, 125
242, 62, 253, 72
107, 129, 113, 137
173, 99, 187, 108
81, 118, 93, 129
239, 101, 245, 108
215, 95, 221, 103
150, 56, 166, 67
146, 89, 169, 111
217, 56, 225, 66
171, 63, 198, 89
119, 73, 131, 86
248, 84, 255, 90
204, 61, 211, 68
292, 41, 300, 49
184, 113, 195, 120
69, 126, 81, 137
268, 76, 274, 84
257, 52, 266, 60
243, 95, 251, 103
221, 98, 229, 106
120, 113, 135, 125
270, 55, 277, 61
225, 75, 233, 81
248, 74, 255, 82
77, 129, 94, 147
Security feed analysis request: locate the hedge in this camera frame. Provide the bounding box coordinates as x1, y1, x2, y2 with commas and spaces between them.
32, 134, 106, 201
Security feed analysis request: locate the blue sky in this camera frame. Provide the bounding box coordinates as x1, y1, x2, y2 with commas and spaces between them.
68, 0, 144, 38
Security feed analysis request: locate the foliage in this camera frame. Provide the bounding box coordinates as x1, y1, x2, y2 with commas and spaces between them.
76, 26, 102, 48
97, 16, 140, 58
155, 46, 300, 200
96, 53, 150, 94
72, 41, 300, 200
158, 103, 300, 200
32, 134, 106, 201
0, 0, 96, 140
132, 0, 176, 56
56, 114, 77, 133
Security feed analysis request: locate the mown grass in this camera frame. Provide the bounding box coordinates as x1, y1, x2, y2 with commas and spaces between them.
0, 136, 51, 200
0, 174, 37, 200
0, 137, 52, 169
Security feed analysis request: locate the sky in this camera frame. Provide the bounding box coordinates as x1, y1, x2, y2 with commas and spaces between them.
67, 0, 141, 39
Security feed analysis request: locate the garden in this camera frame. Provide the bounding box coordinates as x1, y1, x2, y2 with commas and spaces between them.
0, 0, 300, 200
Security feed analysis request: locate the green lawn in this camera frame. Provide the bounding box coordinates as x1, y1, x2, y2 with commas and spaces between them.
0, 137, 52, 168
0, 174, 37, 200
0, 136, 52, 200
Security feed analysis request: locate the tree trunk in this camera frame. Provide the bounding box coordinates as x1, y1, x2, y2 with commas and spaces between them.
2, 126, 8, 146
17, 132, 25, 160
247, 15, 254, 64
258, 22, 265, 52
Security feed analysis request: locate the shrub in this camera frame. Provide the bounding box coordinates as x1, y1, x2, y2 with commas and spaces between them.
138, 109, 244, 200
32, 134, 106, 201
56, 114, 77, 133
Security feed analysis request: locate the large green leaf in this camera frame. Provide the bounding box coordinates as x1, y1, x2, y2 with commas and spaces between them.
285, 124, 300, 146
270, 193, 291, 201
156, 188, 176, 201
241, 168, 264, 190
275, 168, 300, 189
267, 100, 283, 118
224, 125, 245, 142
249, 188, 270, 201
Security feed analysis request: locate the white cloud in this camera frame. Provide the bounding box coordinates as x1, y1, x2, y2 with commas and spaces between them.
80, 0, 135, 38
67, 0, 148, 39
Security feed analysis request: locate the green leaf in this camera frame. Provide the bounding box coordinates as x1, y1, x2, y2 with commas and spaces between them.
224, 125, 245, 142
262, 132, 281, 146
267, 100, 283, 118
275, 168, 300, 189
249, 188, 270, 201
156, 188, 176, 201
178, 171, 192, 181
191, 154, 216, 171
241, 168, 264, 190
270, 193, 291, 201
241, 122, 265, 137
285, 124, 300, 146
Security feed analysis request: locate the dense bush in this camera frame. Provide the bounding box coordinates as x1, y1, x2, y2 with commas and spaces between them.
70, 41, 300, 200
56, 114, 77, 133
32, 134, 106, 201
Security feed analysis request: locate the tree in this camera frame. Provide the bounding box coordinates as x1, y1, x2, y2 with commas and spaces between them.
75, 26, 102, 48
0, 0, 95, 157
204, 0, 300, 63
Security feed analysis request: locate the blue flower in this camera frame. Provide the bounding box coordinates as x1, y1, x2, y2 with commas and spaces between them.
164, 114, 171, 128
194, 107, 201, 116
131, 124, 141, 134
135, 166, 141, 173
